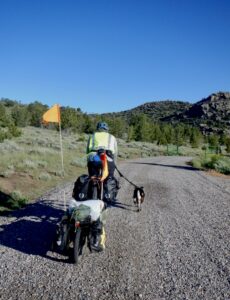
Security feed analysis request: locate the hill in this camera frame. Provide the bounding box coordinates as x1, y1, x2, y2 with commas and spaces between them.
102, 100, 191, 121
1, 91, 230, 136
102, 92, 230, 134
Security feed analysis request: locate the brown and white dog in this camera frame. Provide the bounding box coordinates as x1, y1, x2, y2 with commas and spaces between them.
133, 187, 145, 211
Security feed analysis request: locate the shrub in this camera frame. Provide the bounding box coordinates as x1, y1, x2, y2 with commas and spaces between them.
37, 160, 48, 168
27, 147, 57, 155
8, 190, 28, 209
213, 157, 230, 175
191, 159, 202, 169
208, 135, 219, 147
70, 157, 87, 168
8, 125, 22, 137
67, 143, 78, 150
28, 148, 46, 155
141, 152, 149, 158
225, 137, 230, 153
77, 134, 87, 142
23, 160, 37, 169
202, 155, 219, 169
38, 172, 51, 180
0, 129, 6, 142
0, 169, 15, 178
193, 154, 230, 175
53, 170, 63, 177
118, 151, 130, 159
0, 140, 22, 152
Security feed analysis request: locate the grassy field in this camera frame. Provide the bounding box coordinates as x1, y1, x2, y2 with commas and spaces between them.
0, 126, 222, 211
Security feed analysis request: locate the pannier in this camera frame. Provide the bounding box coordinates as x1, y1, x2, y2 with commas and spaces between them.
103, 176, 119, 202
72, 174, 90, 201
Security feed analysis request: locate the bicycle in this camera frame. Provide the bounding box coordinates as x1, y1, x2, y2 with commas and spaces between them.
55, 149, 108, 264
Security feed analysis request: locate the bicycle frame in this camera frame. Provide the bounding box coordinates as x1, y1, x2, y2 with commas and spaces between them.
89, 149, 109, 201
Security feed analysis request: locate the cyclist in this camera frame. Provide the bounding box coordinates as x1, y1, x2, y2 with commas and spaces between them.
86, 121, 117, 177
56, 122, 118, 253
86, 121, 118, 251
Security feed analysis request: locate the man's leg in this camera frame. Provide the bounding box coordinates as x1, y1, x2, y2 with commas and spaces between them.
91, 219, 105, 252
107, 160, 115, 177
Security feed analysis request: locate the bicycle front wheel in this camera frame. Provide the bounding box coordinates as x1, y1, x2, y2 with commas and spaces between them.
60, 223, 70, 252
73, 228, 82, 264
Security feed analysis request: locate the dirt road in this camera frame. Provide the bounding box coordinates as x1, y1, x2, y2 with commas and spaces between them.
0, 157, 229, 300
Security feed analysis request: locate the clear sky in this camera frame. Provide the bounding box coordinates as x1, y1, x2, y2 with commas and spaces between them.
0, 0, 230, 113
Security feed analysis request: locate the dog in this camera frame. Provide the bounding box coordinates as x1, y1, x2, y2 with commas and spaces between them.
133, 186, 145, 211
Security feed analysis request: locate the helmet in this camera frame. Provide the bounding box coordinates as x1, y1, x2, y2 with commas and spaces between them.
96, 122, 109, 131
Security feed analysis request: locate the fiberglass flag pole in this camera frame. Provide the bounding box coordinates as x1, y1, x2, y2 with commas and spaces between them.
58, 114, 66, 211
58, 114, 64, 178
42, 104, 66, 210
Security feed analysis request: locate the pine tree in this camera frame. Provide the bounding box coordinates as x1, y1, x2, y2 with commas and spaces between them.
225, 137, 230, 153
12, 105, 30, 127
208, 134, 219, 147
190, 128, 202, 148
127, 125, 135, 141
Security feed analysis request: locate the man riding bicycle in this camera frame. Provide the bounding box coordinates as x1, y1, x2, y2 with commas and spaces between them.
56, 122, 119, 254
86, 121, 118, 251
86, 121, 117, 177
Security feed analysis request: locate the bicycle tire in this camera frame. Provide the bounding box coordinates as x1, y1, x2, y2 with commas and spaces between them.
73, 228, 82, 264
60, 223, 70, 252
92, 185, 98, 200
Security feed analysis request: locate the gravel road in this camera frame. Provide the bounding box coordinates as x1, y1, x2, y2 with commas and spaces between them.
0, 156, 229, 300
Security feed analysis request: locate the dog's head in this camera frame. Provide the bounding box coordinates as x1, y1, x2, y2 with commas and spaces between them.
133, 186, 145, 203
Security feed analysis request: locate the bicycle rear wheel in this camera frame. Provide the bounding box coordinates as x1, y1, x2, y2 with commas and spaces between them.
92, 185, 98, 200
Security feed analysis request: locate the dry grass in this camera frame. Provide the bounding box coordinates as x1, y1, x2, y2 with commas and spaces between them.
0, 126, 206, 210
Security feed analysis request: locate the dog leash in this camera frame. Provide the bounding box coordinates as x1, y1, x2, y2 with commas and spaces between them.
115, 164, 139, 188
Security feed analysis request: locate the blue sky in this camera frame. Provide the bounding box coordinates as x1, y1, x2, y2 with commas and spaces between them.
0, 0, 230, 113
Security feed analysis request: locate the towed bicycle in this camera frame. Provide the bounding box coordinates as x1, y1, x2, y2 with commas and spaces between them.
54, 149, 109, 264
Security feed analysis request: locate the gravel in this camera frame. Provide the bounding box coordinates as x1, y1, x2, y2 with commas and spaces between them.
0, 156, 229, 300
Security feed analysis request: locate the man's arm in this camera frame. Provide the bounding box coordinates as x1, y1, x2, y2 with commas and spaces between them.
86, 135, 91, 154
113, 137, 118, 162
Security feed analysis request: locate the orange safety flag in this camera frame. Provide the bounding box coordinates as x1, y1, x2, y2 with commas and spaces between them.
100, 152, 109, 181
42, 104, 60, 124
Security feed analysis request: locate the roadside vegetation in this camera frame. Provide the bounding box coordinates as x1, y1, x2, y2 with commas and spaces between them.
0, 97, 229, 211
190, 137, 230, 175
0, 126, 204, 212
191, 154, 230, 175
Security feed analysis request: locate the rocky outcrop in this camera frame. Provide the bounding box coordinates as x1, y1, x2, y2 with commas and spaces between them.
175, 92, 230, 133
185, 92, 230, 121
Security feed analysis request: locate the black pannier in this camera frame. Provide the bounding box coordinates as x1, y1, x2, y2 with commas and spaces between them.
103, 176, 119, 202
72, 174, 90, 201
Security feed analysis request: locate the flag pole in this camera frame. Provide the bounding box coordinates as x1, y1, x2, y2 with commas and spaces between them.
58, 108, 66, 211
42, 104, 66, 211
59, 119, 64, 177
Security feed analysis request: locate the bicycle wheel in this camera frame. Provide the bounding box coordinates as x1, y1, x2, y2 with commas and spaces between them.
100, 182, 103, 201
92, 185, 98, 200
73, 228, 82, 264
60, 223, 70, 252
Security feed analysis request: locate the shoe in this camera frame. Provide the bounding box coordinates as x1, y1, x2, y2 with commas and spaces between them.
91, 228, 106, 252
91, 235, 104, 252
